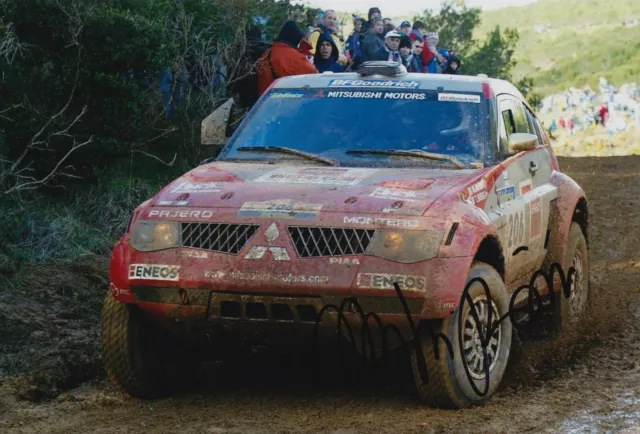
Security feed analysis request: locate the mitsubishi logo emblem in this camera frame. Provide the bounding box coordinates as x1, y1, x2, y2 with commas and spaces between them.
244, 222, 289, 260
244, 246, 290, 261
265, 223, 280, 242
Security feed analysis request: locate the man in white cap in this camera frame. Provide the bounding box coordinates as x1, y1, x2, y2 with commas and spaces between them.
369, 29, 402, 62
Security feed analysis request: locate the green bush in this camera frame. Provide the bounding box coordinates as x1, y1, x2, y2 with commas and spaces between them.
0, 0, 296, 264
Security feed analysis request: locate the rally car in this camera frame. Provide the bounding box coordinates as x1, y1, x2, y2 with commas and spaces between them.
101, 62, 589, 408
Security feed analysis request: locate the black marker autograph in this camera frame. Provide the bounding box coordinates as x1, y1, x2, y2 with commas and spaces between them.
311, 262, 576, 398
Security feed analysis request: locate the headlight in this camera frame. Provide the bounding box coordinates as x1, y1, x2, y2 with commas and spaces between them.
130, 220, 180, 252
366, 230, 444, 263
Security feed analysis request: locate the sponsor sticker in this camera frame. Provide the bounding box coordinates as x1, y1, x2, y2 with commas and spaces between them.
129, 264, 180, 281
157, 200, 190, 206
254, 167, 375, 186
181, 251, 208, 259
148, 210, 214, 219
329, 258, 360, 265
497, 185, 516, 204
343, 216, 419, 229
519, 180, 533, 195
530, 197, 542, 239
369, 187, 429, 202
328, 79, 420, 88
170, 181, 221, 193
110, 282, 131, 297
327, 91, 383, 99
465, 179, 488, 206
438, 93, 481, 104
237, 200, 322, 220
269, 92, 304, 99
205, 270, 328, 284
325, 91, 427, 100
356, 273, 427, 291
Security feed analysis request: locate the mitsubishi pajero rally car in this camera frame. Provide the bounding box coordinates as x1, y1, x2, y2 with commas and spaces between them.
102, 62, 589, 408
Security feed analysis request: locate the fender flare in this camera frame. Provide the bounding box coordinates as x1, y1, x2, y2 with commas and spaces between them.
546, 171, 588, 267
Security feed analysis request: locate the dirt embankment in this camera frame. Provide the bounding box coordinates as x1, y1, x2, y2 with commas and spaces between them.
1, 156, 640, 433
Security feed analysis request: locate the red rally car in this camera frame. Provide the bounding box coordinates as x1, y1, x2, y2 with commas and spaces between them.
102, 62, 589, 408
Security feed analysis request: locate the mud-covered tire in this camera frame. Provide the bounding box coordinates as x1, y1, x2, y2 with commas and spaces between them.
101, 293, 199, 398
552, 222, 589, 329
410, 262, 512, 408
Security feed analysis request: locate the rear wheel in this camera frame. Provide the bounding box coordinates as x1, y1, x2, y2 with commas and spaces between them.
410, 262, 512, 408
550, 222, 589, 329
101, 293, 201, 398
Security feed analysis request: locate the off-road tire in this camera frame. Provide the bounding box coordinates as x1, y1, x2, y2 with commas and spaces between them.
410, 262, 512, 408
101, 293, 199, 398
550, 222, 589, 330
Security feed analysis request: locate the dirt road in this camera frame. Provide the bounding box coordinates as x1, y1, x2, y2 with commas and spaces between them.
2, 156, 640, 433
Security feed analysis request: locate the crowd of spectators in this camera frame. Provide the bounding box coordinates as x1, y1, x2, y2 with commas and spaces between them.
256, 7, 462, 97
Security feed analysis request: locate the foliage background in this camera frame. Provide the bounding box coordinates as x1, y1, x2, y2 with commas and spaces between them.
0, 0, 523, 268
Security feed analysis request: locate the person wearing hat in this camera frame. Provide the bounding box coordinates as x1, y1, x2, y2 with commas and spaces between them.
314, 28, 346, 73
423, 32, 443, 73
362, 7, 382, 33
399, 37, 421, 73
368, 30, 402, 63
257, 20, 318, 96
397, 20, 412, 52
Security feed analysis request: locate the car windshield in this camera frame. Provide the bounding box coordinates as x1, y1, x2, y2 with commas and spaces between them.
220, 87, 487, 168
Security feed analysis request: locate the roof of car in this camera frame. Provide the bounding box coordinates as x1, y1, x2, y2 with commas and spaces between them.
272, 72, 526, 101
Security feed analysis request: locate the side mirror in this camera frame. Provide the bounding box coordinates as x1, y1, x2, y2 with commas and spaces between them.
508, 133, 538, 153
201, 98, 235, 160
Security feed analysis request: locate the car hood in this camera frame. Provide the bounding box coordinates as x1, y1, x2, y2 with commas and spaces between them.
151, 162, 480, 216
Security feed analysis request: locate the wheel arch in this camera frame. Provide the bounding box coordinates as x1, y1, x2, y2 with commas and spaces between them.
546, 171, 589, 267
472, 235, 506, 281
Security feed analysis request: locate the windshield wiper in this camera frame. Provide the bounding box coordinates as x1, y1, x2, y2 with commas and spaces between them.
236, 146, 339, 166
345, 149, 467, 169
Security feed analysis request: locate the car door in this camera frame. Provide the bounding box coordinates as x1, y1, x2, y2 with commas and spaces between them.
523, 105, 558, 271
490, 95, 557, 284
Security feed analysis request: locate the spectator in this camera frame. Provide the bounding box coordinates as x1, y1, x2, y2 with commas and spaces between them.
290, 10, 305, 25
383, 18, 392, 27
399, 21, 411, 36
410, 37, 425, 73
257, 20, 318, 96
424, 32, 443, 73
360, 17, 385, 62
445, 53, 461, 74
384, 22, 396, 35
308, 10, 346, 64
345, 16, 365, 62
400, 37, 421, 72
409, 21, 426, 39
599, 102, 609, 127
409, 22, 434, 73
362, 7, 382, 32
314, 29, 346, 73
368, 30, 402, 63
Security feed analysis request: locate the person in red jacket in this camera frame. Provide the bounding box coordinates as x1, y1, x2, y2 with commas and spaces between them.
257, 21, 318, 96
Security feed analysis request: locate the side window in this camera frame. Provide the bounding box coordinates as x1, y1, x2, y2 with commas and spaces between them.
498, 98, 515, 153
526, 108, 549, 146
511, 101, 532, 134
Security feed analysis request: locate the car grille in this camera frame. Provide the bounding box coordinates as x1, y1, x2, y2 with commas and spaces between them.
181, 223, 259, 254
288, 227, 375, 258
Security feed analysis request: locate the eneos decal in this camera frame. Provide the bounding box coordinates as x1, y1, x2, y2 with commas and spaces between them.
129, 264, 180, 281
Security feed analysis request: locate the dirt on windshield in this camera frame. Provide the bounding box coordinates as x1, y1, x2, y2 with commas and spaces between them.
2, 156, 640, 433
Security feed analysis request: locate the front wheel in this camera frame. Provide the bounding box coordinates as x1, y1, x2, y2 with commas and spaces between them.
410, 262, 512, 408
101, 293, 200, 398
